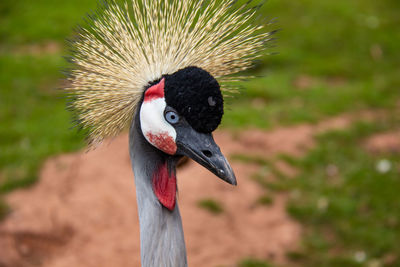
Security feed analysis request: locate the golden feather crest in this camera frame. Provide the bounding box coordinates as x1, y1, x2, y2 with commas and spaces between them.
65, 0, 272, 146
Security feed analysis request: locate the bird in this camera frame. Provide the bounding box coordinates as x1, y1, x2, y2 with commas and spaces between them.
65, 0, 271, 266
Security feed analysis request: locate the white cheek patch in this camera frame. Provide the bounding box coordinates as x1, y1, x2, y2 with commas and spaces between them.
140, 97, 177, 155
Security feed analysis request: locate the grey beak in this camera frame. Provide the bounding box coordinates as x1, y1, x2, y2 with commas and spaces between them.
175, 127, 237, 186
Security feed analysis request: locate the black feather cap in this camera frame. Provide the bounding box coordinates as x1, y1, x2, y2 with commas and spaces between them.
163, 67, 224, 133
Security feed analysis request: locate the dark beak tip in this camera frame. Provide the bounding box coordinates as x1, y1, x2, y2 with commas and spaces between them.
176, 129, 237, 186
223, 173, 237, 186
217, 167, 236, 186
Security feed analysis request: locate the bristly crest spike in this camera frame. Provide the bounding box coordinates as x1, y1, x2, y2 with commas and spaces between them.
64, 0, 272, 147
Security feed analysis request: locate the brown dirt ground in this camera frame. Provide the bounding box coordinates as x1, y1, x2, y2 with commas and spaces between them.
0, 113, 374, 267
12, 42, 61, 55
364, 130, 400, 154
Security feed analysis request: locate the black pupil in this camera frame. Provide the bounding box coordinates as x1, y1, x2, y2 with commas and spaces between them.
170, 114, 175, 119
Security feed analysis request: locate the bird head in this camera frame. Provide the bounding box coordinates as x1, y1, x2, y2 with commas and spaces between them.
65, 0, 272, 211
139, 66, 236, 185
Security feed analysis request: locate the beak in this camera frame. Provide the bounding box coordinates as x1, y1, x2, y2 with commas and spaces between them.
176, 126, 237, 185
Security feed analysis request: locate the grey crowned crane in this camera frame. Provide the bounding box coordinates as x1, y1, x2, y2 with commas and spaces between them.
65, 0, 271, 266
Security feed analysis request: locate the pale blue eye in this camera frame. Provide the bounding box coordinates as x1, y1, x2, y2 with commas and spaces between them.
165, 111, 179, 124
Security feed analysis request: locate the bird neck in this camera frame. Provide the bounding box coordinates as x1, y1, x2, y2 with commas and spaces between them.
129, 110, 187, 267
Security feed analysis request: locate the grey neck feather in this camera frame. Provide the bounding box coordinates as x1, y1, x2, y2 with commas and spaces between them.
129, 109, 188, 267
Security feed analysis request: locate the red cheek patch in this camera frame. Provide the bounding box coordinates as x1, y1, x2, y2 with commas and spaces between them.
146, 132, 177, 155
152, 162, 176, 211
144, 78, 165, 102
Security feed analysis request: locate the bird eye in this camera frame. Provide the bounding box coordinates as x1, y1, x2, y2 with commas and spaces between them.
165, 111, 180, 124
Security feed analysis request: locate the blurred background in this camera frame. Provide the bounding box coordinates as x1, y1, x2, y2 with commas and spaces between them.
1, 0, 399, 266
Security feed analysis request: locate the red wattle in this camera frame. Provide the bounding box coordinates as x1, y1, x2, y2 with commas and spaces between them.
152, 162, 176, 211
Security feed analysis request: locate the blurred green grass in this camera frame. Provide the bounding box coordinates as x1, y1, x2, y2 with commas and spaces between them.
224, 0, 400, 129
280, 119, 400, 267
0, 55, 84, 193
233, 118, 400, 267
0, 0, 399, 265
197, 198, 224, 215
